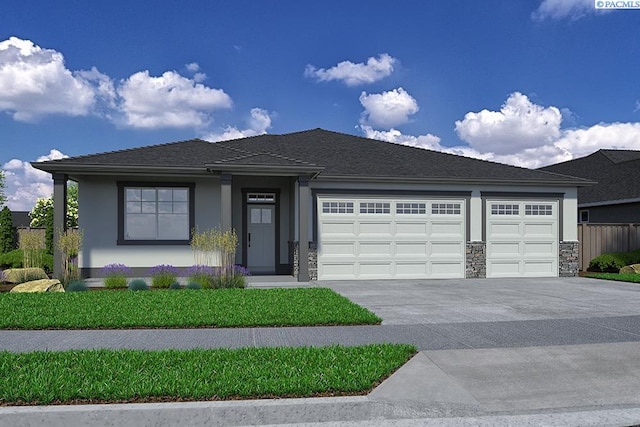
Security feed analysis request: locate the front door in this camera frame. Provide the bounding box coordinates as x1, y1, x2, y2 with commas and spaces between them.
247, 204, 276, 273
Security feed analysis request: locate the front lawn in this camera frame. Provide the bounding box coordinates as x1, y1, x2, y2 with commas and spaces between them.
0, 288, 381, 329
0, 344, 416, 405
585, 273, 640, 284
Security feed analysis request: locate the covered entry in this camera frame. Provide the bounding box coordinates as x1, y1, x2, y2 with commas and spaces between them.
317, 197, 466, 280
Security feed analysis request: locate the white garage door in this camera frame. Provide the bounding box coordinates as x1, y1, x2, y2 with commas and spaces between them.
486, 201, 558, 278
317, 197, 465, 280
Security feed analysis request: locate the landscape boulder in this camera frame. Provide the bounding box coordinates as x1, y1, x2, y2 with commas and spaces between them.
620, 264, 640, 274
2, 268, 49, 284
10, 279, 65, 293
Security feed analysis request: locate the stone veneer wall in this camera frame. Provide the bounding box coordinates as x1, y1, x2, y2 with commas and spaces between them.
466, 242, 486, 278
559, 241, 580, 277
291, 241, 318, 281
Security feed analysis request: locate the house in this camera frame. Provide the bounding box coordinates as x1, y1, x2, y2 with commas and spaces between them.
540, 149, 640, 224
32, 128, 590, 281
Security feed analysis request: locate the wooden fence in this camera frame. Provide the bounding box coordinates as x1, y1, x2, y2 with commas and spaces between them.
577, 223, 640, 271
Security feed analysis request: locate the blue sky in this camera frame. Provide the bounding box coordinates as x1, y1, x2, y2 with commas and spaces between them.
1, 0, 640, 210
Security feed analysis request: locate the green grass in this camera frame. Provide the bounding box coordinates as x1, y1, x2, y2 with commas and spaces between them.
0, 288, 381, 329
585, 273, 640, 283
0, 344, 416, 405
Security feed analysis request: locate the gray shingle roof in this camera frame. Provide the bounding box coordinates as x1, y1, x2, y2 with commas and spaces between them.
34, 128, 587, 185
540, 149, 640, 204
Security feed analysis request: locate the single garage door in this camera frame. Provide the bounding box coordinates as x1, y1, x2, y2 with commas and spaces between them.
486, 201, 558, 278
317, 197, 465, 280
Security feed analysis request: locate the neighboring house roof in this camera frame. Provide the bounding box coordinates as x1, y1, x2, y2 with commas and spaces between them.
540, 149, 640, 207
10, 211, 31, 228
33, 128, 589, 186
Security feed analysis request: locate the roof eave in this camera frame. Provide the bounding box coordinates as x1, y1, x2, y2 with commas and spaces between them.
315, 174, 594, 187
579, 197, 640, 208
31, 162, 209, 177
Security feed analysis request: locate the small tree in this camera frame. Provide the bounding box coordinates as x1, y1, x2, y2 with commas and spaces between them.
0, 206, 14, 253
29, 183, 79, 228
0, 169, 6, 208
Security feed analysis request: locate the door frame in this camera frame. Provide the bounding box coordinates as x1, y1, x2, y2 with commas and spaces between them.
241, 188, 281, 273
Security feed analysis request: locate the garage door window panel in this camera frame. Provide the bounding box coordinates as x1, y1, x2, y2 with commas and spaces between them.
322, 201, 354, 214
397, 203, 426, 214
432, 203, 461, 215
360, 202, 390, 214
491, 204, 519, 215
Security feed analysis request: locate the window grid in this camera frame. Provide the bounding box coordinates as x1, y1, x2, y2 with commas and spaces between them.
491, 204, 519, 215
247, 193, 275, 203
322, 201, 354, 214
432, 203, 461, 215
525, 204, 553, 216
360, 202, 390, 214
396, 202, 426, 214
125, 187, 189, 240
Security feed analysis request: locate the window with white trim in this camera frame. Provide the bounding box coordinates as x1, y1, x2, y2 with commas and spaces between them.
432, 203, 461, 215
322, 201, 354, 214
124, 187, 190, 240
525, 204, 553, 216
491, 204, 519, 215
360, 202, 390, 214
396, 202, 426, 214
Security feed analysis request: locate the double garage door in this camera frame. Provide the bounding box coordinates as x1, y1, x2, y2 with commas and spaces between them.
317, 197, 466, 280
317, 197, 559, 280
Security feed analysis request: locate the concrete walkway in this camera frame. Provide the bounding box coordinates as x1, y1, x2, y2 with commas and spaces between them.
3, 277, 640, 426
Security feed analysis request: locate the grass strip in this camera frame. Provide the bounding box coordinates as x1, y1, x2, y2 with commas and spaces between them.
0, 344, 416, 406
584, 273, 640, 283
0, 288, 381, 329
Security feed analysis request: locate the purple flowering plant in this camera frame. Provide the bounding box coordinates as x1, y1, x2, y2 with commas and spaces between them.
212, 264, 251, 289
101, 263, 132, 289
186, 264, 217, 289
149, 264, 179, 289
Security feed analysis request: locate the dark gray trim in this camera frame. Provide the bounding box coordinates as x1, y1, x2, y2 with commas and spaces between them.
310, 188, 472, 242
241, 188, 281, 274
481, 191, 565, 199
298, 177, 311, 282
52, 173, 68, 279
116, 182, 195, 246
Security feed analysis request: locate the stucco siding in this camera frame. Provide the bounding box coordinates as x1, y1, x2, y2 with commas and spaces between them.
78, 176, 221, 271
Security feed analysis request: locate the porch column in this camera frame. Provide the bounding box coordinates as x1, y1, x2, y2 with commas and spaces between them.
52, 173, 68, 279
298, 175, 311, 282
220, 173, 232, 231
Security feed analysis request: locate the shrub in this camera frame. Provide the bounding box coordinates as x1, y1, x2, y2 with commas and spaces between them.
212, 265, 250, 289
66, 280, 88, 292
186, 264, 216, 289
0, 249, 24, 269
169, 281, 182, 290
101, 263, 131, 289
185, 281, 202, 290
128, 279, 149, 291
149, 264, 179, 289
589, 249, 640, 272
0, 206, 14, 253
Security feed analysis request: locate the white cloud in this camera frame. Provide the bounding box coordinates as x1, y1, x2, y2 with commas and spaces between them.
360, 126, 442, 150
365, 92, 640, 169
3, 149, 68, 211
116, 70, 232, 129
0, 37, 234, 130
305, 53, 396, 86
202, 108, 273, 142
359, 88, 419, 129
532, 0, 599, 21
0, 37, 102, 121
455, 92, 562, 154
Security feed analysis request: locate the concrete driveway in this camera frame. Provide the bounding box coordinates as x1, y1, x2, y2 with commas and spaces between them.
322, 276, 640, 324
